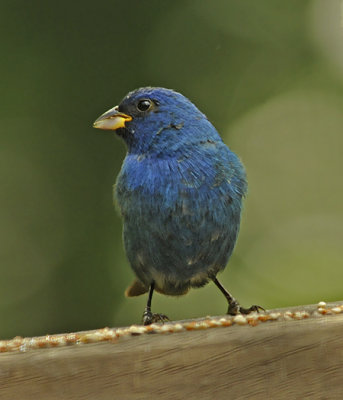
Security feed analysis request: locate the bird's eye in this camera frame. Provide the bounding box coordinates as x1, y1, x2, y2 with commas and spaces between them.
137, 99, 152, 112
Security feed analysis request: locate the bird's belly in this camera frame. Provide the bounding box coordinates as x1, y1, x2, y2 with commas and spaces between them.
121, 195, 241, 295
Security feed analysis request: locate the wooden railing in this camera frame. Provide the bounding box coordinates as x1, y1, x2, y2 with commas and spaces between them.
0, 301, 342, 399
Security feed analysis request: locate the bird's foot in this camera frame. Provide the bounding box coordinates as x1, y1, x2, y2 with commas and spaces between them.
239, 304, 265, 314
227, 300, 264, 316
142, 309, 170, 326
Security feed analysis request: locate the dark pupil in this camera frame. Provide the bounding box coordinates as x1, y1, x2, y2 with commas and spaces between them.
138, 100, 151, 111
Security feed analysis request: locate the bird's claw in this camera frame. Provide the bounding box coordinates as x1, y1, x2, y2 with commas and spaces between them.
142, 309, 170, 325
227, 301, 264, 316
239, 304, 265, 314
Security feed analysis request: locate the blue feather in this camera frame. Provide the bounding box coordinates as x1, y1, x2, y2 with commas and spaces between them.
113, 88, 247, 295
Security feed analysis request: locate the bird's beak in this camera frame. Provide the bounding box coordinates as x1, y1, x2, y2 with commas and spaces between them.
93, 106, 132, 130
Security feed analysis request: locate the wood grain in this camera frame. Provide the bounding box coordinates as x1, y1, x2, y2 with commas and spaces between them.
0, 302, 342, 400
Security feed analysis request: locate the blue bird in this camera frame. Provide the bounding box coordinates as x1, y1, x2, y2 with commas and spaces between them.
93, 87, 262, 325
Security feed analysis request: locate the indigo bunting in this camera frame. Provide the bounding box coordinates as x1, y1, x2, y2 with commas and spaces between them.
93, 87, 262, 325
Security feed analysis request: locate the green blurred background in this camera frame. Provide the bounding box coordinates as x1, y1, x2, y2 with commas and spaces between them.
1, 0, 342, 339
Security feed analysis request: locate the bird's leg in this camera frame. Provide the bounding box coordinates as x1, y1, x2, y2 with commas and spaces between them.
213, 277, 264, 315
142, 282, 170, 325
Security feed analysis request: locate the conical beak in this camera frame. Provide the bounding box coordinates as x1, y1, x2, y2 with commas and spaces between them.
93, 106, 132, 130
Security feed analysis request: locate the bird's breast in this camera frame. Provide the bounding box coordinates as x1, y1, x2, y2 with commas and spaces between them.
114, 150, 244, 221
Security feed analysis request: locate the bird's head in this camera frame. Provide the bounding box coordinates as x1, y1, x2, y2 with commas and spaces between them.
93, 87, 219, 157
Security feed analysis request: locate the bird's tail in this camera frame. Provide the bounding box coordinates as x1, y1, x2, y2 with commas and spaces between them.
125, 279, 149, 297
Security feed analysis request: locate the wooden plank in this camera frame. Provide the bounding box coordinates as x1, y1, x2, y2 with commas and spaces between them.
0, 302, 342, 400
